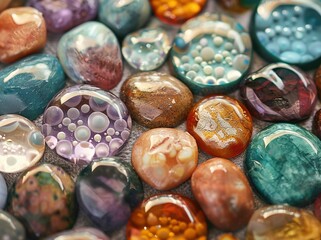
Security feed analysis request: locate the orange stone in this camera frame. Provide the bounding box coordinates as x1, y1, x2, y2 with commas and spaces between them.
0, 7, 46, 64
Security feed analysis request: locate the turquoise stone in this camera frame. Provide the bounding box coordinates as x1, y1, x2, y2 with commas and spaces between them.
0, 210, 26, 240
245, 123, 321, 207
0, 174, 7, 209
0, 54, 65, 120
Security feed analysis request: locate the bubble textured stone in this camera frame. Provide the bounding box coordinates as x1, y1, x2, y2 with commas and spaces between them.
0, 210, 26, 240
42, 85, 132, 164
170, 13, 252, 95
44, 228, 110, 240
0, 174, 7, 209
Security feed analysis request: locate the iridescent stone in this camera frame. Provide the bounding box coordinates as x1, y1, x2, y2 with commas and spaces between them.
42, 85, 131, 164
8, 164, 77, 238
28, 0, 98, 33
240, 63, 317, 122
44, 228, 110, 240
0, 7, 47, 63
0, 174, 7, 209
120, 72, 193, 128
187, 95, 253, 158
0, 115, 45, 173
170, 13, 252, 95
192, 158, 254, 231
126, 194, 207, 239
0, 0, 11, 12
58, 21, 122, 90
76, 158, 143, 232
218, 0, 259, 12
251, 0, 321, 69
0, 54, 66, 120
245, 123, 321, 206
132, 128, 198, 190
122, 28, 171, 71
0, 210, 26, 240
315, 194, 321, 221
246, 205, 321, 240
98, 0, 151, 38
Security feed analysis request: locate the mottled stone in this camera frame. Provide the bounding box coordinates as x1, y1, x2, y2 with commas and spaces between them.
314, 194, 321, 221
245, 123, 321, 206
0, 174, 7, 209
76, 158, 143, 233
314, 63, 321, 99
312, 109, 321, 139
132, 128, 198, 190
0, 7, 46, 63
0, 0, 11, 12
0, 210, 26, 240
58, 21, 122, 90
44, 227, 110, 240
121, 72, 193, 128
218, 0, 259, 12
240, 63, 317, 122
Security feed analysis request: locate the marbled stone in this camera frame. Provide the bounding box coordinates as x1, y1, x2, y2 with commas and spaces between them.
122, 28, 171, 71
0, 0, 11, 12
0, 115, 45, 173
58, 21, 122, 90
126, 194, 207, 240
0, 7, 46, 63
0, 174, 7, 209
8, 164, 77, 238
246, 205, 321, 240
76, 158, 143, 233
218, 0, 259, 12
170, 13, 252, 95
120, 72, 193, 128
240, 63, 317, 122
187, 95, 253, 158
132, 128, 198, 190
245, 123, 321, 207
314, 194, 321, 221
42, 85, 131, 164
0, 210, 26, 240
44, 227, 110, 240
28, 0, 98, 33
99, 0, 151, 38
0, 54, 66, 120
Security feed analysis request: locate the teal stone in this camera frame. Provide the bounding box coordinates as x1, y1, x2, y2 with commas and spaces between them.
0, 54, 65, 120
245, 123, 321, 207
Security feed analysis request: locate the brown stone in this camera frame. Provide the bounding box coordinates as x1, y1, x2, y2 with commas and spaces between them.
0, 0, 11, 12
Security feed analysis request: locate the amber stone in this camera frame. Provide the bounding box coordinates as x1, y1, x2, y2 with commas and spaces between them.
186, 95, 253, 158
0, 7, 46, 64
121, 72, 193, 128
126, 194, 207, 240
217, 234, 239, 240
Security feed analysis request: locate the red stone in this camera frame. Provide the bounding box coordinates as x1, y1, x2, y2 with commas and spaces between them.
314, 194, 321, 221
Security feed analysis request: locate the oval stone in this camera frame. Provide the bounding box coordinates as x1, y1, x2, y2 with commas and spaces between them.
58, 21, 122, 90
44, 228, 109, 240
0, 174, 7, 209
314, 194, 321, 221
191, 158, 254, 231
245, 123, 321, 206
8, 164, 77, 238
0, 7, 46, 63
121, 72, 193, 128
132, 128, 198, 190
0, 54, 66, 120
0, 210, 26, 240
76, 158, 144, 233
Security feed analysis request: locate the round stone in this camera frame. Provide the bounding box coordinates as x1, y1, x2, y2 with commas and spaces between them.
0, 174, 7, 209
43, 228, 110, 240
0, 210, 26, 240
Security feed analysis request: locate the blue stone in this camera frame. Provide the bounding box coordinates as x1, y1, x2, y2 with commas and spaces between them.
0, 54, 65, 120
0, 174, 7, 209
280, 51, 301, 63
0, 210, 26, 240
245, 123, 321, 207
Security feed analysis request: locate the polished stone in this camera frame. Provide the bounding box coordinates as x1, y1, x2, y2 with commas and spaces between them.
0, 7, 46, 63
245, 123, 321, 206
312, 109, 321, 140
44, 227, 110, 240
218, 0, 259, 12
0, 0, 11, 12
314, 64, 321, 99
42, 85, 131, 164
217, 234, 239, 240
0, 174, 7, 209
0, 54, 66, 120
0, 210, 26, 240
0, 115, 45, 173
240, 63, 317, 122
314, 194, 321, 221
246, 205, 321, 240
58, 21, 122, 90
120, 72, 193, 128
76, 158, 143, 233
8, 164, 77, 238
132, 128, 198, 190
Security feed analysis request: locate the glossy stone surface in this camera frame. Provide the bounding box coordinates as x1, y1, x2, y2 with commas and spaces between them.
150, 0, 207, 24
58, 21, 122, 90
28, 0, 98, 33
0, 210, 26, 240
0, 174, 7, 209
0, 115, 45, 173
192, 158, 254, 231
314, 194, 321, 221
245, 123, 321, 206
127, 194, 207, 240
187, 95, 253, 158
251, 0, 321, 69
122, 28, 171, 71
218, 0, 259, 12
98, 0, 151, 38
312, 109, 321, 140
42, 85, 131, 164
0, 7, 46, 63
246, 205, 321, 240
120, 72, 193, 128
132, 128, 198, 190
170, 13, 252, 95
8, 164, 77, 238
0, 54, 66, 120
240, 63, 317, 122
314, 64, 321, 99
0, 0, 11, 12
44, 227, 110, 240
217, 234, 239, 240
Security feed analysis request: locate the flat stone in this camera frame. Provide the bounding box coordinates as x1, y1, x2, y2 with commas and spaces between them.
0, 174, 7, 209
0, 210, 26, 240
44, 228, 110, 240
